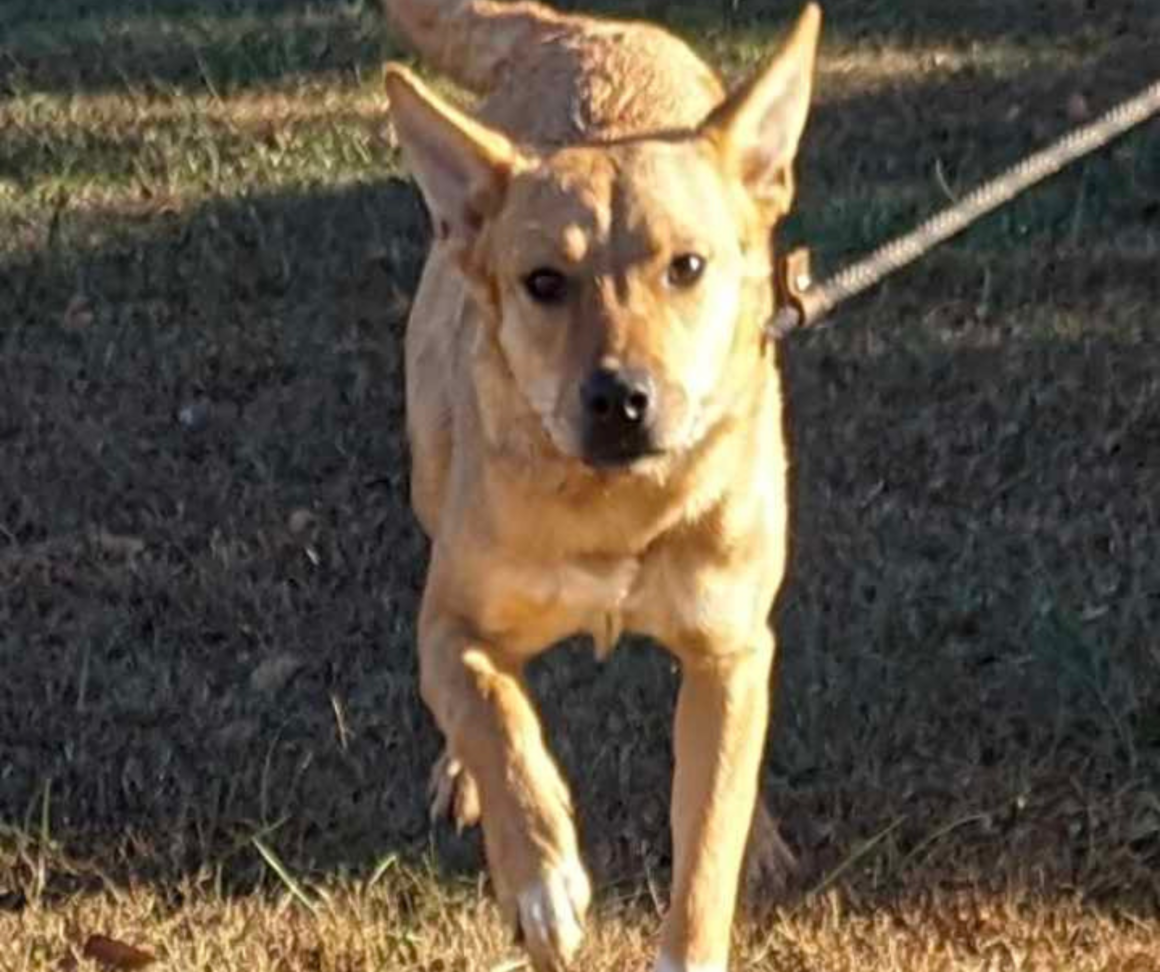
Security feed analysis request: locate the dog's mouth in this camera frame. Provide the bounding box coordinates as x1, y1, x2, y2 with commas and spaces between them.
579, 430, 666, 470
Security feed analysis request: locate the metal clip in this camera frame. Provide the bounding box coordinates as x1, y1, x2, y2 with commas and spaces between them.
777, 247, 812, 318
766, 247, 814, 342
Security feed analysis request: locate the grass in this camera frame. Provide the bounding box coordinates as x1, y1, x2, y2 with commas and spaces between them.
1, 0, 1159, 969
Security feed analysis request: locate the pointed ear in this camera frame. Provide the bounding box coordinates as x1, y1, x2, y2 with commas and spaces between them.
384, 65, 526, 252
700, 4, 821, 219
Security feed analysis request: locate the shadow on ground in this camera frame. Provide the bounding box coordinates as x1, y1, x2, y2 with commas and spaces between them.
1, 0, 389, 97
1, 4, 1158, 931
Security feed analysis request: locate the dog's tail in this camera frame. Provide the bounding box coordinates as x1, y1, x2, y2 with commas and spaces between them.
381, 0, 566, 94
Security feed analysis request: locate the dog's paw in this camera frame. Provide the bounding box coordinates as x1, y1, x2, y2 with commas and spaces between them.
514, 858, 591, 971
427, 749, 481, 832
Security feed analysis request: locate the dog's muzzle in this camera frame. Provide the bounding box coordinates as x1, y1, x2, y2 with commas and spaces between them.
578, 366, 661, 467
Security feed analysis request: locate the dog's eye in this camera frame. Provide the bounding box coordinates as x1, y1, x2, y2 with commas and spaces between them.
523, 268, 569, 305
667, 253, 706, 288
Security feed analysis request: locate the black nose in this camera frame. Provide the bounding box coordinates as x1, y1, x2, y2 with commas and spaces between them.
581, 367, 653, 427
579, 367, 658, 467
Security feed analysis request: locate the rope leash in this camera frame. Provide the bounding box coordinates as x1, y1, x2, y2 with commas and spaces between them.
768, 76, 1160, 339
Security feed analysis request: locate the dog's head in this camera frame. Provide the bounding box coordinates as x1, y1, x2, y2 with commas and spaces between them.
386, 6, 820, 470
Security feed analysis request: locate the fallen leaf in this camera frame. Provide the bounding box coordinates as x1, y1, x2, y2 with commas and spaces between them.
92, 531, 146, 559
214, 717, 260, 748
288, 508, 315, 534
249, 652, 305, 695
82, 935, 155, 969
61, 294, 94, 333
176, 399, 212, 432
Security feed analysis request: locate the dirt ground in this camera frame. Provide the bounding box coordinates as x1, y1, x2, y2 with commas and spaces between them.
1, 0, 1158, 969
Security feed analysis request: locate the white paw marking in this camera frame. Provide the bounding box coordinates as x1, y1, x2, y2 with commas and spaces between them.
654, 954, 726, 972
517, 858, 591, 966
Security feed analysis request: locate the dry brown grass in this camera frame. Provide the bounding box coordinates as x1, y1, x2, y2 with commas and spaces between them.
9, 875, 1160, 970
2, 0, 1159, 969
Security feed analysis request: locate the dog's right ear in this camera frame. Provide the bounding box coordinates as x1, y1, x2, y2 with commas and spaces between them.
699, 4, 821, 221
385, 65, 526, 253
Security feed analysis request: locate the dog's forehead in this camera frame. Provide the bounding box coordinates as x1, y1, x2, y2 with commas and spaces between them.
505, 151, 614, 243
504, 141, 732, 261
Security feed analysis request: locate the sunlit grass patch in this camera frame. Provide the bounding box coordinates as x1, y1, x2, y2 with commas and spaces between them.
1, 84, 396, 208
8, 853, 1160, 971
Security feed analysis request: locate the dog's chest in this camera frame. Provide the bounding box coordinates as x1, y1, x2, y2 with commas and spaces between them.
559, 557, 640, 656
477, 542, 756, 660
558, 554, 708, 657
484, 554, 645, 654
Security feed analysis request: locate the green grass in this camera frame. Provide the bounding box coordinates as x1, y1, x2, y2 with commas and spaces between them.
1, 0, 1159, 969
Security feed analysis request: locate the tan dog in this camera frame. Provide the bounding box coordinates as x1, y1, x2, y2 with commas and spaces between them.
381, 1, 820, 968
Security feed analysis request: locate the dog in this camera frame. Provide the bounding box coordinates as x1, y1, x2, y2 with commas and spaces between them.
380, 1, 821, 968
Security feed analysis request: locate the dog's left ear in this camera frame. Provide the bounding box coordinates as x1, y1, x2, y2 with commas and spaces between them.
385, 65, 527, 259
701, 3, 821, 220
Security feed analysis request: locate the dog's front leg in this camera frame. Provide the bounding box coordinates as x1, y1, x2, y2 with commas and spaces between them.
657, 628, 775, 972
418, 605, 591, 971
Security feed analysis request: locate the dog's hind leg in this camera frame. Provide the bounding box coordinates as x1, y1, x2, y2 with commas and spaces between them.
418, 603, 590, 971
